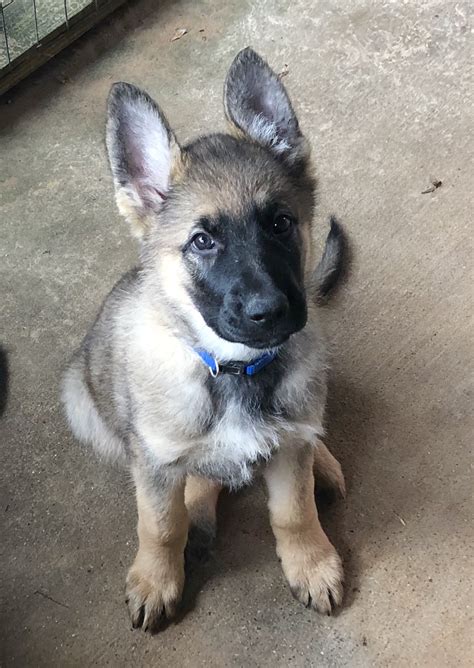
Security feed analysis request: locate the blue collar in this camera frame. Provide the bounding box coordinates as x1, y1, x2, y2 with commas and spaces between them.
195, 349, 277, 377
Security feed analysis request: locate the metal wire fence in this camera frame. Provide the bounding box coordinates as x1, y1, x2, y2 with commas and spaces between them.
0, 0, 126, 94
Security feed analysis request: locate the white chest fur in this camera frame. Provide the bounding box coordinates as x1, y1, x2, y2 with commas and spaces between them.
128, 305, 327, 486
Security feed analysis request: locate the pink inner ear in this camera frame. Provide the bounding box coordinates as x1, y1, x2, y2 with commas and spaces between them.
150, 186, 167, 201
138, 182, 168, 211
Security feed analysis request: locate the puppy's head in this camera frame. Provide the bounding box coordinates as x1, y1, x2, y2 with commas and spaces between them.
106, 48, 317, 356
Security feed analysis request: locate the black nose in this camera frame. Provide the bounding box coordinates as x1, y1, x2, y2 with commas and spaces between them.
244, 292, 289, 326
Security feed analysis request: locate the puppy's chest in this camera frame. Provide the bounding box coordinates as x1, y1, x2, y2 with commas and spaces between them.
142, 358, 316, 487
185, 368, 288, 487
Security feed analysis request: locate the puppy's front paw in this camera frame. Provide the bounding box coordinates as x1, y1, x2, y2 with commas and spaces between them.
279, 534, 343, 614
126, 553, 184, 633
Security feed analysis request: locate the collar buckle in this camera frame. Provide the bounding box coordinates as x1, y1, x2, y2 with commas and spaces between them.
220, 361, 247, 376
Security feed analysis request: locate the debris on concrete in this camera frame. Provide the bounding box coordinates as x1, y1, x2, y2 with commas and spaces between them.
171, 28, 188, 42
421, 178, 443, 194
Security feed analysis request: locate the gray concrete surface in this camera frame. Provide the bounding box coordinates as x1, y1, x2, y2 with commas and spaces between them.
1, 0, 472, 665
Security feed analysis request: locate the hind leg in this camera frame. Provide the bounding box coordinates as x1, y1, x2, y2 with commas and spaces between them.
185, 476, 222, 563
313, 439, 346, 498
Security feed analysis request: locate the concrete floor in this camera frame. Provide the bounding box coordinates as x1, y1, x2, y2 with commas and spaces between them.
1, 0, 472, 665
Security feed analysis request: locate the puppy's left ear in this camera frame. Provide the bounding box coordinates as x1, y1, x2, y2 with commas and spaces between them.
224, 47, 310, 167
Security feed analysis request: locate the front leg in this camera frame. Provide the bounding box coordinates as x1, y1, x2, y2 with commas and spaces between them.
126, 461, 188, 633
264, 444, 343, 614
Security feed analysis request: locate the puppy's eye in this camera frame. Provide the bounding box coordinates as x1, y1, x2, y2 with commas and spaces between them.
192, 232, 215, 252
272, 214, 294, 236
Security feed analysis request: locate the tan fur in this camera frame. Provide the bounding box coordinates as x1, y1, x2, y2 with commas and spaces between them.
169, 141, 186, 181
185, 476, 222, 527
224, 118, 248, 142
115, 189, 149, 239
126, 460, 188, 631
264, 444, 344, 613
183, 446, 343, 539
313, 439, 346, 498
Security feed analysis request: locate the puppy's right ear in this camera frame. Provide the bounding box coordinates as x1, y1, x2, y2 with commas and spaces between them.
106, 82, 181, 238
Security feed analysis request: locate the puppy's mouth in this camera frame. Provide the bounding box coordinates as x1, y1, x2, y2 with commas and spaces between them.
216, 323, 304, 349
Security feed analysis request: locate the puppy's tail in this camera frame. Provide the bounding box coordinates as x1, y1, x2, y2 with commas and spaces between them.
312, 216, 348, 304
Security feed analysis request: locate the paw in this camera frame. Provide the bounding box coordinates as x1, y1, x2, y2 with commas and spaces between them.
126, 555, 184, 633
281, 542, 343, 614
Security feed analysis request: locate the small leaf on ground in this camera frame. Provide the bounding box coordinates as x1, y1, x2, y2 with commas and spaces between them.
171, 28, 188, 42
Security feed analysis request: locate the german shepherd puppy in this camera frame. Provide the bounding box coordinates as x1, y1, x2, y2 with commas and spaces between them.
62, 48, 347, 633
